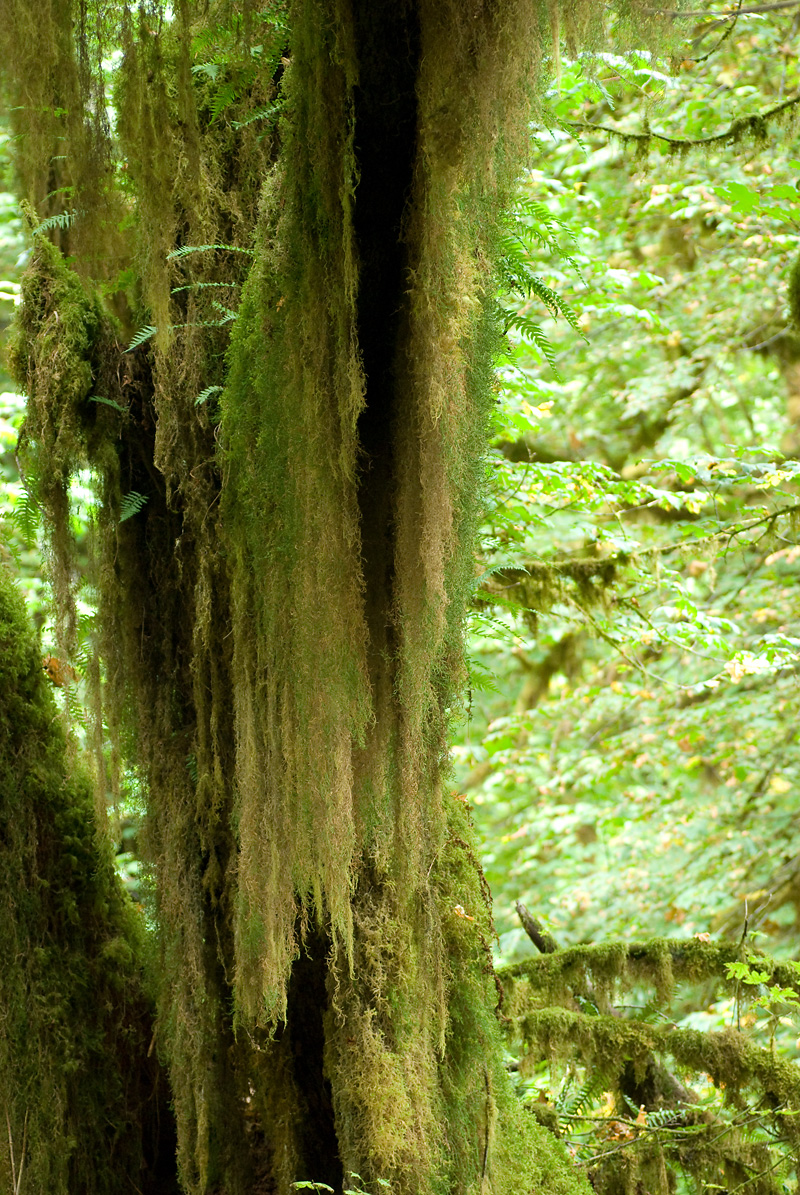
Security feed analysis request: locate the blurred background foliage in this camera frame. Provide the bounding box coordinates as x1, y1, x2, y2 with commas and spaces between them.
462, 5, 800, 961
451, 5, 800, 1183
4, 3, 800, 1188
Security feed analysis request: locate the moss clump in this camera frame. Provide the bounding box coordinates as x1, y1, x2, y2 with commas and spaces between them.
7, 226, 107, 655
0, 565, 174, 1194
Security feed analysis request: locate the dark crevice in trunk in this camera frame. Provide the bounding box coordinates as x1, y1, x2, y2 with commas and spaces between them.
352, 0, 421, 670
284, 924, 342, 1189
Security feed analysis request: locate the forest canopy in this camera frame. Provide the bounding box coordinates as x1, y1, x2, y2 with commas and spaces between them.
1, 2, 800, 1195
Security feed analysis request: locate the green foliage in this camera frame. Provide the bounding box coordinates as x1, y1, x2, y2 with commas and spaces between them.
119, 489, 148, 522
461, 10, 800, 959
452, 13, 800, 1194
124, 323, 156, 352
10, 3, 800, 1195
30, 209, 76, 235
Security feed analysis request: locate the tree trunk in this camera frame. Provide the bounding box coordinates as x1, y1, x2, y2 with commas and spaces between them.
0, 567, 179, 1194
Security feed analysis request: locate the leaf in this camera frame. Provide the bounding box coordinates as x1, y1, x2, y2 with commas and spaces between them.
119, 491, 148, 522
124, 325, 157, 353
88, 395, 126, 413
713, 182, 761, 214
191, 62, 220, 81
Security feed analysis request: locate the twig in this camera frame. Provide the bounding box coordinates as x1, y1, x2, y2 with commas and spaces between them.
5, 1106, 27, 1195
516, 902, 559, 953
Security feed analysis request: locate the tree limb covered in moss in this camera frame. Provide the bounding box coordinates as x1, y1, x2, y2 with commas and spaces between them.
646, 1, 800, 16
567, 92, 800, 151
501, 936, 800, 1007
513, 1009, 800, 1137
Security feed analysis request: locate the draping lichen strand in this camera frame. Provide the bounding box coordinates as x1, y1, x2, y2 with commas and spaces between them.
90, 10, 279, 1188
5, 5, 281, 1190
0, 567, 171, 1195
0, 0, 128, 278
223, 0, 368, 1018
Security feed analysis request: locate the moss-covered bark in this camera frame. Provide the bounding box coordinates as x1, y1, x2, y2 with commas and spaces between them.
0, 566, 178, 1193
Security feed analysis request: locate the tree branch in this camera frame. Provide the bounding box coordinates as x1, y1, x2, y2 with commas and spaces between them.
567, 92, 800, 150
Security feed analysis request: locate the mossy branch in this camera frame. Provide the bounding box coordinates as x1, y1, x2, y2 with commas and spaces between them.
566, 92, 800, 152
515, 1009, 800, 1133
501, 936, 800, 1007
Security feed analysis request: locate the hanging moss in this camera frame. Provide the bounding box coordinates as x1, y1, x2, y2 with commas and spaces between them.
0, 565, 176, 1194
218, 1, 615, 1189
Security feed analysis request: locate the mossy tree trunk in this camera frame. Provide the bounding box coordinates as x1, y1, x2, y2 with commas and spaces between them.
0, 1, 656, 1192
0, 567, 178, 1194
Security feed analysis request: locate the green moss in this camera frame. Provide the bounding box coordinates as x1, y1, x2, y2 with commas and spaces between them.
0, 565, 169, 1193
1, 3, 687, 1193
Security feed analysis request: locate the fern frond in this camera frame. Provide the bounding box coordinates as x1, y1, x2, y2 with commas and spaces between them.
471, 561, 529, 590
192, 61, 222, 81
467, 610, 521, 644
502, 310, 563, 380
646, 1107, 687, 1130
167, 243, 255, 260
119, 491, 148, 522
171, 281, 239, 294
231, 103, 282, 130
497, 242, 583, 331
124, 325, 157, 353
528, 278, 583, 333
556, 1069, 607, 1118
210, 80, 239, 122
30, 209, 78, 236
88, 395, 126, 413
194, 385, 224, 406
10, 483, 41, 547
465, 656, 499, 694
210, 298, 237, 316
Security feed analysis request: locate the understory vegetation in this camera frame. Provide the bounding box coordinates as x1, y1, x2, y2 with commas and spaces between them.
1, 2, 800, 1194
